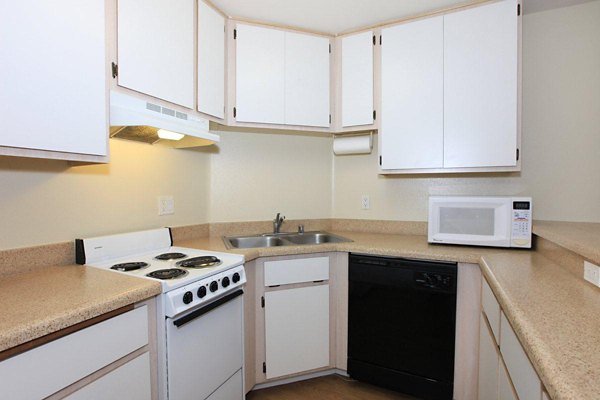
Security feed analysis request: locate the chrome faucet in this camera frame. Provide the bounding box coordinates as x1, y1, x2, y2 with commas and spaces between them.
273, 213, 286, 234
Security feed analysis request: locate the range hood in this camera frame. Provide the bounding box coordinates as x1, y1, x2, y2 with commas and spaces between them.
109, 91, 219, 148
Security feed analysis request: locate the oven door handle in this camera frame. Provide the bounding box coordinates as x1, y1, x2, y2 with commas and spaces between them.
173, 289, 244, 328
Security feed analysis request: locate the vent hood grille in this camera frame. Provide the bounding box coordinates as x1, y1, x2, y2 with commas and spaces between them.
109, 91, 219, 147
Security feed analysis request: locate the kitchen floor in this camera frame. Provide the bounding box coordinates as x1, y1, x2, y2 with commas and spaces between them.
246, 374, 418, 400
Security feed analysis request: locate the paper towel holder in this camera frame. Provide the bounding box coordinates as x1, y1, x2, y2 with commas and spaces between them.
332, 131, 373, 156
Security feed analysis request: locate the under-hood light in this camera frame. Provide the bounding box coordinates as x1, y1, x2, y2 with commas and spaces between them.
157, 129, 185, 141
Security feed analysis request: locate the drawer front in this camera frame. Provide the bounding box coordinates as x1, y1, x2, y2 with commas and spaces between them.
498, 359, 518, 400
0, 306, 148, 400
482, 278, 501, 342
264, 256, 329, 286
500, 312, 541, 400
65, 352, 151, 400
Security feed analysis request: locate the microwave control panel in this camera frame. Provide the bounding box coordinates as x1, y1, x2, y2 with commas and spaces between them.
511, 201, 532, 248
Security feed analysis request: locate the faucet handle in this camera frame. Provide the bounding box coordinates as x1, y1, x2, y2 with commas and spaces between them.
298, 224, 304, 234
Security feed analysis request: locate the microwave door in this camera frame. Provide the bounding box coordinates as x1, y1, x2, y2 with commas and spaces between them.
429, 199, 511, 247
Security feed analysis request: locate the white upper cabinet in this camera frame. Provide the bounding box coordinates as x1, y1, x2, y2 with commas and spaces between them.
235, 24, 330, 127
235, 24, 286, 124
443, 0, 519, 168
0, 0, 107, 159
284, 32, 330, 127
341, 31, 374, 128
380, 17, 444, 170
198, 1, 226, 119
117, 0, 195, 109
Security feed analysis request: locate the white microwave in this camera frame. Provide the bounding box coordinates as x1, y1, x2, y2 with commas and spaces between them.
428, 196, 532, 248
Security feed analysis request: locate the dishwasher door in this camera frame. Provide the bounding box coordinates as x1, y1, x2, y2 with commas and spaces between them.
348, 254, 457, 400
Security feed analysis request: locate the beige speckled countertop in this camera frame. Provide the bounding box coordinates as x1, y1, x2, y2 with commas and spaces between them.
533, 220, 600, 265
0, 265, 161, 353
177, 230, 600, 400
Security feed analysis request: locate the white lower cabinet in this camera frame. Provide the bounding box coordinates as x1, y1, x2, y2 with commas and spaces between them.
479, 279, 545, 400
498, 360, 519, 400
65, 352, 151, 400
0, 305, 151, 400
264, 284, 330, 379
478, 317, 500, 400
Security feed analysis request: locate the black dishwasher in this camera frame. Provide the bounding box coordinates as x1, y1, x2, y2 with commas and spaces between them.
348, 254, 457, 400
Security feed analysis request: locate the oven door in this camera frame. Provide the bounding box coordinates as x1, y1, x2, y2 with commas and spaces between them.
166, 290, 244, 400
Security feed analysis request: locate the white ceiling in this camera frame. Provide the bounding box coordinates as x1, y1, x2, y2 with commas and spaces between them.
210, 0, 600, 35
210, 0, 479, 35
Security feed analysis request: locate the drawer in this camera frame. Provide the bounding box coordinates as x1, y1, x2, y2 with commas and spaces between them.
0, 305, 148, 400
482, 278, 501, 342
264, 256, 329, 286
65, 352, 151, 400
500, 312, 541, 400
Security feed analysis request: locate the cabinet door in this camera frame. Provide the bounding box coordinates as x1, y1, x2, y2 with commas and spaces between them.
118, 0, 194, 108
0, 0, 107, 157
498, 361, 519, 400
443, 0, 519, 168
235, 24, 285, 124
198, 0, 225, 119
284, 32, 330, 127
65, 353, 151, 400
479, 316, 499, 400
264, 285, 329, 378
380, 17, 444, 170
341, 31, 374, 127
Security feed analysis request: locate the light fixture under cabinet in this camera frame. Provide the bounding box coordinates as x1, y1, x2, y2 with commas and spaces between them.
109, 91, 219, 148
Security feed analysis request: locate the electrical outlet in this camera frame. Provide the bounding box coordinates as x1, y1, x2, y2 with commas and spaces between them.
361, 195, 370, 210
584, 261, 600, 287
157, 196, 174, 216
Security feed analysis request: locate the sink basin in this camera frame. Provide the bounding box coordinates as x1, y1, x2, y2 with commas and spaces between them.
284, 232, 349, 245
223, 231, 352, 249
226, 236, 286, 249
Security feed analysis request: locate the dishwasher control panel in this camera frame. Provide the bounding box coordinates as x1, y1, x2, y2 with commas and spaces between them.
414, 271, 454, 291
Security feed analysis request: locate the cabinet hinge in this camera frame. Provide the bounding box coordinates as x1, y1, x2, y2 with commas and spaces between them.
379, 35, 382, 45
373, 110, 376, 121
517, 3, 521, 16
516, 148, 520, 161
329, 44, 331, 54
372, 35, 376, 45
111, 62, 118, 79
329, 114, 331, 124
261, 296, 265, 308
379, 156, 382, 166
262, 362, 267, 374
233, 107, 237, 118
234, 29, 237, 39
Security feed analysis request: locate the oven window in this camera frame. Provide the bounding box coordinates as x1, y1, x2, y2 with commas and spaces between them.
439, 207, 495, 236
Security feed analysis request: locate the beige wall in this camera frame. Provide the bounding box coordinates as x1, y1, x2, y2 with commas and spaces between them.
0, 139, 211, 250
209, 130, 333, 222
333, 1, 600, 223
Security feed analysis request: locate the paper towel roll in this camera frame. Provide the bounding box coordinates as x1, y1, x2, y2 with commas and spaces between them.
333, 135, 372, 155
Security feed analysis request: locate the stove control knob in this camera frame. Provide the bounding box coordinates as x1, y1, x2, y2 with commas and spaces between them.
209, 281, 218, 292
183, 291, 193, 304
222, 276, 230, 288
197, 286, 207, 298
232, 272, 240, 283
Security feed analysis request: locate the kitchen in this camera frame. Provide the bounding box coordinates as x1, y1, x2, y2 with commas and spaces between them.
0, 0, 599, 399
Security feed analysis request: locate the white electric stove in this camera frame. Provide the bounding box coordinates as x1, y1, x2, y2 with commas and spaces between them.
76, 228, 246, 400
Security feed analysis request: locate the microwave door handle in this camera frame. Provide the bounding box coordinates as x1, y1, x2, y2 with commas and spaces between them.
173, 289, 243, 328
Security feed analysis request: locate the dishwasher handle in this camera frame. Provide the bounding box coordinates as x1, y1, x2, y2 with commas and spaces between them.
173, 289, 243, 328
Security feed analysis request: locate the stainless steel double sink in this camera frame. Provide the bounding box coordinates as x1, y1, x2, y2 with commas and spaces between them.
223, 231, 352, 249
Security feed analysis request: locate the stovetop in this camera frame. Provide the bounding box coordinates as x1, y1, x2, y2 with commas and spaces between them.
87, 246, 244, 292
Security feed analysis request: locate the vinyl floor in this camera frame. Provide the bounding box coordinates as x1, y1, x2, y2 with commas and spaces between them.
245, 374, 418, 400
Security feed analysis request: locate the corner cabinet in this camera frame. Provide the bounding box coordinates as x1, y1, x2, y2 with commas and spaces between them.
117, 0, 195, 109
379, 0, 521, 174
234, 24, 331, 128
0, 0, 108, 162
263, 256, 330, 379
